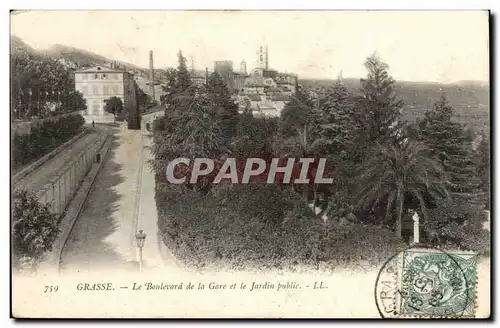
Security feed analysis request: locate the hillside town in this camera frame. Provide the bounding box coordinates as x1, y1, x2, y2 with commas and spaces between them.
137, 45, 299, 118
10, 10, 490, 320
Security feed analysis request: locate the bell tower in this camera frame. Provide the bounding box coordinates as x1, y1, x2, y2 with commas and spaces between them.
240, 60, 247, 75
256, 45, 268, 69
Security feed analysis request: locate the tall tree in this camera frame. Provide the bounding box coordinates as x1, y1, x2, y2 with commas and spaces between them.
152, 87, 229, 191
175, 50, 192, 91
160, 67, 179, 109
160, 51, 194, 111
418, 95, 481, 196
316, 79, 358, 160
356, 53, 404, 146
207, 72, 239, 140
313, 79, 360, 219
279, 87, 322, 157
104, 96, 123, 123
357, 140, 447, 238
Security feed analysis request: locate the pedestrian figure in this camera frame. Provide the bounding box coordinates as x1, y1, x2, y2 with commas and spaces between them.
92, 120, 95, 128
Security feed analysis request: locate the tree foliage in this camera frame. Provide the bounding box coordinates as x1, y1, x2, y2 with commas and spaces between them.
316, 79, 361, 162
11, 45, 85, 118
418, 95, 481, 195
356, 53, 404, 145
104, 96, 123, 121
151, 51, 490, 270
12, 113, 85, 168
12, 190, 61, 267
279, 87, 323, 157
356, 140, 447, 238
207, 72, 239, 140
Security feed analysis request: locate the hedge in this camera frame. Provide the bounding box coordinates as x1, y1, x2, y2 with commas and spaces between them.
12, 113, 85, 169
156, 183, 404, 272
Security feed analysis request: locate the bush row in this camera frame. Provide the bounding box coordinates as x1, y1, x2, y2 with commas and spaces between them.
156, 183, 404, 272
12, 113, 85, 169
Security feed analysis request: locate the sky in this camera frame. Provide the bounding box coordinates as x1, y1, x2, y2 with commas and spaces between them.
10, 10, 489, 83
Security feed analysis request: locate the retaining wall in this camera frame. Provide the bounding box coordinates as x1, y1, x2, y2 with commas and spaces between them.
35, 133, 108, 216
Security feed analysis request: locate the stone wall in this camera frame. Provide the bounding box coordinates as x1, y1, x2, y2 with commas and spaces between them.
35, 133, 108, 216
140, 110, 164, 131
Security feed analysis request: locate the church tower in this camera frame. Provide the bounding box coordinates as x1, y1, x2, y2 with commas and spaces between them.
240, 60, 247, 75
256, 45, 269, 69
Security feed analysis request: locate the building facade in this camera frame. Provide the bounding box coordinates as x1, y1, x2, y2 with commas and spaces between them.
239, 46, 297, 117
74, 65, 137, 122
208, 46, 298, 117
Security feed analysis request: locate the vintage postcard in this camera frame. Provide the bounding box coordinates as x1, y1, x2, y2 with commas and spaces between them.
10, 10, 490, 319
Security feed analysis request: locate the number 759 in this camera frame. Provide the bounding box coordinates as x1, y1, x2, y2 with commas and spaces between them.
44, 285, 59, 293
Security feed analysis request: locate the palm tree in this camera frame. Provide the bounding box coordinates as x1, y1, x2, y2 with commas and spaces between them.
357, 140, 448, 238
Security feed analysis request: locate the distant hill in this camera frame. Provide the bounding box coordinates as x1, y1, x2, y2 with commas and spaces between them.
42, 44, 113, 69
300, 78, 490, 132
11, 35, 154, 97
10, 35, 37, 55
11, 35, 147, 73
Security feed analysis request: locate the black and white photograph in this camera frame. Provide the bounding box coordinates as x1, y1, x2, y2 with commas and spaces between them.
9, 10, 491, 318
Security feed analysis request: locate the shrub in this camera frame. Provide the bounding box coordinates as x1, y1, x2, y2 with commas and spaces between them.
318, 220, 404, 270
12, 190, 61, 268
156, 182, 403, 272
12, 113, 85, 169
424, 196, 490, 254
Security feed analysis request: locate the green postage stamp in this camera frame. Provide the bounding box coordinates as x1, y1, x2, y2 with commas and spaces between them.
396, 248, 479, 318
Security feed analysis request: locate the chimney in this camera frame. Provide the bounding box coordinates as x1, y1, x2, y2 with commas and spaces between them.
149, 50, 155, 101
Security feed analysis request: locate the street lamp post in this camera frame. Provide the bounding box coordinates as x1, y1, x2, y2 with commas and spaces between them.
135, 229, 147, 272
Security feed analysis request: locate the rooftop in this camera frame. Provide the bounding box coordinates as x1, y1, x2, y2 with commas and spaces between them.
271, 95, 290, 101
75, 65, 127, 74
245, 94, 262, 101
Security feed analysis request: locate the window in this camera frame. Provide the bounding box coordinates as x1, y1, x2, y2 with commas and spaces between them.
94, 74, 99, 80
112, 85, 119, 94
102, 73, 107, 79
92, 86, 98, 95
103, 86, 109, 95
82, 74, 88, 80
82, 86, 88, 96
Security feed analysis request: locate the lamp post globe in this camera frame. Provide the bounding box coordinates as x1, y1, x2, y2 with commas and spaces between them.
135, 229, 146, 248
135, 229, 146, 272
